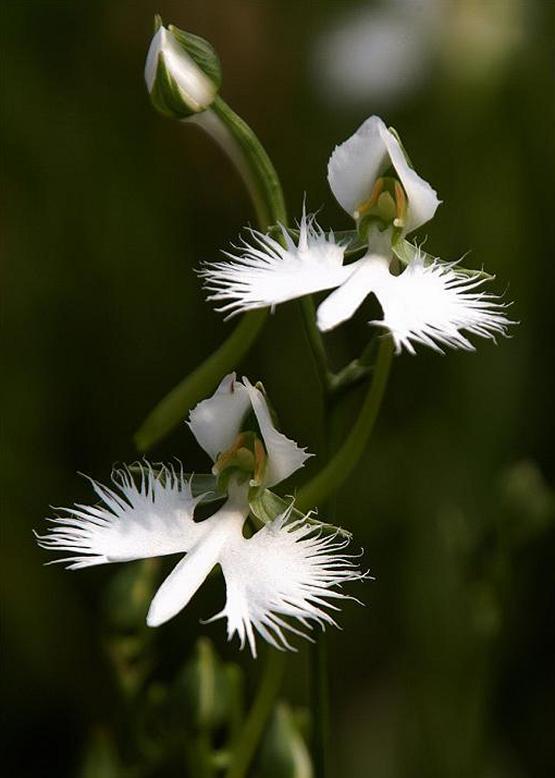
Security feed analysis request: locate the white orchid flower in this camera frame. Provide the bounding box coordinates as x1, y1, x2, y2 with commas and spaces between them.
36, 374, 367, 656
327, 115, 440, 232
201, 116, 512, 353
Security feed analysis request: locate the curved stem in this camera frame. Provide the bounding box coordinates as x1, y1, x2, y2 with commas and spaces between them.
135, 98, 287, 451
296, 336, 394, 512
225, 649, 286, 778
205, 98, 287, 228
135, 310, 267, 451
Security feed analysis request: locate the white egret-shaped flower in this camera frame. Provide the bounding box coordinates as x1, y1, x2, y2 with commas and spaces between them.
201, 116, 513, 353
36, 374, 367, 656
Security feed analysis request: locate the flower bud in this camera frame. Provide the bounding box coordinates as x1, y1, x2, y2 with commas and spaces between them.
144, 17, 221, 118
173, 638, 239, 733
257, 703, 313, 778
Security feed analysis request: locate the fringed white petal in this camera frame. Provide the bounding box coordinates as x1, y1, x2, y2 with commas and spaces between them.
147, 487, 248, 627
35, 465, 204, 570
369, 251, 513, 354
327, 115, 439, 232
213, 505, 370, 657
188, 373, 251, 461
243, 378, 311, 487
199, 212, 350, 318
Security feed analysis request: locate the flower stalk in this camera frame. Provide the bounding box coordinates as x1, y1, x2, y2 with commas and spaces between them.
297, 336, 394, 513
135, 95, 287, 452
225, 649, 286, 778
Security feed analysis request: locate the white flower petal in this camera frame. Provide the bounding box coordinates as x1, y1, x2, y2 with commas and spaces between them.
146, 494, 247, 627
327, 115, 390, 217
188, 373, 251, 461
377, 123, 440, 233
327, 115, 439, 232
35, 465, 203, 570
243, 378, 311, 487
369, 251, 513, 354
199, 213, 350, 318
316, 231, 392, 331
213, 505, 369, 657
316, 261, 377, 332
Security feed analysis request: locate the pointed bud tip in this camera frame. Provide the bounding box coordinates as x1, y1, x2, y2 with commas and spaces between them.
145, 21, 222, 119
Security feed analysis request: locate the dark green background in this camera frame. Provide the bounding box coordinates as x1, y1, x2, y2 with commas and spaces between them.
2, 1, 554, 776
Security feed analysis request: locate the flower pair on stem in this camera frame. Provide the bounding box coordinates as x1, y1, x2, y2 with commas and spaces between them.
38, 13, 513, 658
36, 17, 514, 778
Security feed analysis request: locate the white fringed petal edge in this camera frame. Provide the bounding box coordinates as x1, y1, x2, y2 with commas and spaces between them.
368, 251, 515, 354
199, 212, 351, 318
207, 504, 371, 657
34, 464, 205, 569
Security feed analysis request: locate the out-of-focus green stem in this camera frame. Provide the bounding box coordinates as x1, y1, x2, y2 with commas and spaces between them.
300, 296, 332, 393
308, 386, 344, 777
135, 98, 287, 452
134, 310, 267, 451
310, 634, 330, 777
225, 649, 286, 778
296, 336, 394, 512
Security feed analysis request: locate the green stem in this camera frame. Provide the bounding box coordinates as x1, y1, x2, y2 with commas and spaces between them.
207, 98, 287, 228
135, 310, 267, 451
225, 649, 286, 778
296, 336, 394, 512
135, 98, 287, 452
310, 635, 330, 777
300, 296, 331, 393
309, 386, 344, 776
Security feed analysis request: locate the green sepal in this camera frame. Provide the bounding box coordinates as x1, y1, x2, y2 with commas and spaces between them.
169, 25, 222, 92
249, 488, 353, 539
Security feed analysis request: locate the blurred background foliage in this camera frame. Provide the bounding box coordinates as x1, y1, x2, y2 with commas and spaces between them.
2, 0, 554, 776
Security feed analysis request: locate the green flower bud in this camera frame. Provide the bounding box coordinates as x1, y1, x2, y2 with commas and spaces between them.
257, 703, 313, 778
144, 17, 221, 119
174, 638, 239, 733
